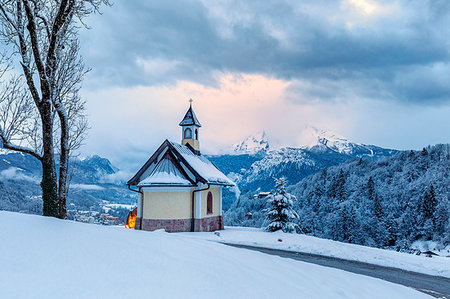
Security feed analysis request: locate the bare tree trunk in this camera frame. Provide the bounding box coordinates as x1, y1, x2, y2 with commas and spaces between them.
57, 109, 69, 219
40, 102, 58, 217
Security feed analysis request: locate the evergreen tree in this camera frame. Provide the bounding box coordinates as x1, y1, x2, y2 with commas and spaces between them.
385, 216, 398, 246
423, 185, 438, 221
434, 200, 449, 236
265, 178, 299, 233
320, 168, 328, 184
421, 147, 428, 156
347, 207, 357, 243
336, 169, 346, 202
340, 207, 349, 241
367, 176, 375, 201
373, 194, 383, 220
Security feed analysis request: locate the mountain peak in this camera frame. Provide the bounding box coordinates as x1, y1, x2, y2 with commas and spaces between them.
233, 131, 269, 155
299, 126, 359, 155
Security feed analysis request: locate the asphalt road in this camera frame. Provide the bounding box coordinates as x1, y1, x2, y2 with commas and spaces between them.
224, 243, 450, 299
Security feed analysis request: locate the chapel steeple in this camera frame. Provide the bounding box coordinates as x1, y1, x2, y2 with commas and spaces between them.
180, 99, 201, 153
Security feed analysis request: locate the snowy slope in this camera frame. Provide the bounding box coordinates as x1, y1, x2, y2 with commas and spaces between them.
181, 227, 450, 279
0, 211, 432, 299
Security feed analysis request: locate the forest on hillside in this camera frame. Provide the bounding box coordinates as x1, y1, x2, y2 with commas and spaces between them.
225, 144, 450, 249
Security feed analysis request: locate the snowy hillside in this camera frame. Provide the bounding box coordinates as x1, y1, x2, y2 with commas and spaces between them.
226, 144, 450, 252
291, 144, 450, 248
0, 211, 433, 299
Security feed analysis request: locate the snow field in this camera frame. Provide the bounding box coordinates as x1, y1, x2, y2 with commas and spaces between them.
181, 227, 450, 278
0, 211, 433, 299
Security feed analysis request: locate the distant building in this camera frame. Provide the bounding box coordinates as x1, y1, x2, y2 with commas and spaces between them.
254, 192, 271, 200
99, 214, 119, 225
127, 101, 235, 232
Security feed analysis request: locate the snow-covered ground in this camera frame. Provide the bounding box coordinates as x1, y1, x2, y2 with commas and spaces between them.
0, 211, 433, 299
179, 227, 450, 279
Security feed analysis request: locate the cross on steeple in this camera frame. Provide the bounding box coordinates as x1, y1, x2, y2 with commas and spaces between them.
180, 99, 201, 154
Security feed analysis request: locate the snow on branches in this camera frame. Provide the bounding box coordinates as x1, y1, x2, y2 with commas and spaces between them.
265, 177, 299, 233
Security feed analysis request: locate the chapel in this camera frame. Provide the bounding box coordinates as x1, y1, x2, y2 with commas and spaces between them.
127, 101, 234, 232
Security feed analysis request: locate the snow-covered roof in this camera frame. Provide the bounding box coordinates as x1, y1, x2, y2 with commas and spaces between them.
138, 156, 193, 187
169, 142, 234, 186
179, 105, 202, 127
128, 140, 235, 187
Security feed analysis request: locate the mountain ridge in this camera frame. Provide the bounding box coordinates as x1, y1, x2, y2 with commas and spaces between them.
209, 128, 397, 209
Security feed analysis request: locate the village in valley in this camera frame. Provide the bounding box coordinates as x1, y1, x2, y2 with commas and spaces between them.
0, 1, 450, 299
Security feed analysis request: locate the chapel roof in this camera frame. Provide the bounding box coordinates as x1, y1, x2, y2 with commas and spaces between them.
138, 152, 193, 187
179, 105, 202, 127
128, 140, 234, 187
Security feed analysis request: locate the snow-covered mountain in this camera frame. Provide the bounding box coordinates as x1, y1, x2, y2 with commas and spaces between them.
233, 131, 269, 154
209, 128, 396, 205
232, 127, 394, 157
299, 127, 357, 153
299, 126, 394, 157
217, 146, 349, 195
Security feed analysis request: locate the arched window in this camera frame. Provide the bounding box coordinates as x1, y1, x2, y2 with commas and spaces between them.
184, 128, 192, 139
195, 129, 198, 140
207, 191, 213, 214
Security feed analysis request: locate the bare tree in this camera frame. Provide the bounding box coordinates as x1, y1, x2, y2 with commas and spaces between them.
0, 0, 108, 218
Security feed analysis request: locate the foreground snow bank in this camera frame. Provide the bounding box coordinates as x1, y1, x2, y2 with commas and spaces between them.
181, 227, 450, 278
0, 212, 432, 299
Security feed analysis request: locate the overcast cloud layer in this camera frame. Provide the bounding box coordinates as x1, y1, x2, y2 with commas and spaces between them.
77, 0, 450, 170
82, 0, 450, 104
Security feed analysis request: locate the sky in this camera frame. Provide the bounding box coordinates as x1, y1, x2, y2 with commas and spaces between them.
78, 0, 450, 171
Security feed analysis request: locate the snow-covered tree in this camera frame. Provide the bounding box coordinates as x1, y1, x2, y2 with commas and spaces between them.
0, 0, 109, 218
265, 178, 299, 233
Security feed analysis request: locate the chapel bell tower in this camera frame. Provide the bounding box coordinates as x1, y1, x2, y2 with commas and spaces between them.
180, 99, 201, 153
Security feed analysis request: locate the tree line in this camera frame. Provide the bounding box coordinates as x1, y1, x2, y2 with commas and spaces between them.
225, 144, 450, 249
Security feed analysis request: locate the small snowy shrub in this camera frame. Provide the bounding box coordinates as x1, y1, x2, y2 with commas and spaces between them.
265, 178, 299, 233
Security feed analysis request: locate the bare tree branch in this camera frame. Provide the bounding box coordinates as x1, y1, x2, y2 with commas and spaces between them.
0, 0, 110, 218
0, 134, 42, 160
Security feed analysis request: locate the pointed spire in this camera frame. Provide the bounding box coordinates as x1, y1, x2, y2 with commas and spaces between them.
179, 99, 202, 127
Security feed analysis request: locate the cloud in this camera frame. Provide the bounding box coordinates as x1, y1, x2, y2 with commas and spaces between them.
70, 184, 105, 191
74, 1, 450, 170
80, 71, 450, 171
0, 167, 39, 183
100, 170, 135, 184
80, 0, 450, 105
